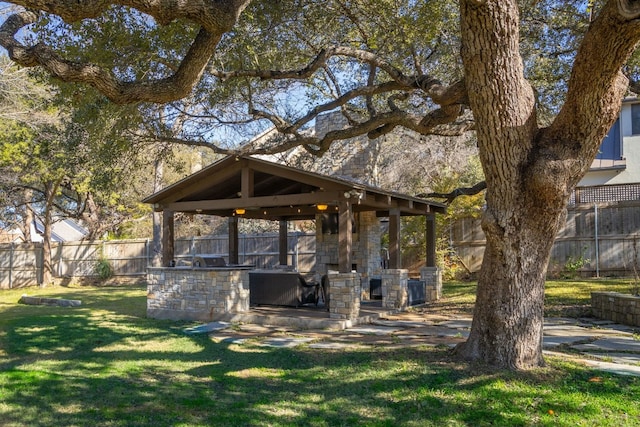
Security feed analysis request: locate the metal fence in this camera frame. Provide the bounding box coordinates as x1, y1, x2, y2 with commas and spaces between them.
0, 232, 316, 289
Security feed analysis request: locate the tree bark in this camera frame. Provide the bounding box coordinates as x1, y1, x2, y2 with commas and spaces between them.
22, 189, 34, 243
39, 178, 64, 286
41, 212, 53, 286
152, 157, 164, 267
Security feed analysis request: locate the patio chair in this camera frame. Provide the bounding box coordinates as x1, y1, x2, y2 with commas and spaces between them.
299, 276, 320, 306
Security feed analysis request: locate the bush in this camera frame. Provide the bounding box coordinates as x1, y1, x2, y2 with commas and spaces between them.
95, 258, 113, 280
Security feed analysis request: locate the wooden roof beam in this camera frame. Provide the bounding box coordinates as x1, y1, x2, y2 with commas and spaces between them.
164, 191, 344, 212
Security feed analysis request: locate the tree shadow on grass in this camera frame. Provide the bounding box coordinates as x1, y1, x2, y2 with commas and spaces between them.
1, 290, 639, 426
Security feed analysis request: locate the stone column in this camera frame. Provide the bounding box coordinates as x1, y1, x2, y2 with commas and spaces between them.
420, 266, 442, 302
327, 272, 360, 320
381, 269, 408, 310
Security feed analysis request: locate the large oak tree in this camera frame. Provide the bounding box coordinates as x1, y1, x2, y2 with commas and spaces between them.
3, 0, 640, 369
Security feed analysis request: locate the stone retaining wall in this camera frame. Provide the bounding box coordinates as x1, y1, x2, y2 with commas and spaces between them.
591, 291, 640, 327
147, 267, 250, 321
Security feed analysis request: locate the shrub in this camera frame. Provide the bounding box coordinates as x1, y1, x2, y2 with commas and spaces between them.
95, 257, 113, 280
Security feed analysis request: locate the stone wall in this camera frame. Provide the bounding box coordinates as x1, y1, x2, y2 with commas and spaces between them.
591, 291, 640, 327
312, 113, 383, 186
147, 267, 250, 321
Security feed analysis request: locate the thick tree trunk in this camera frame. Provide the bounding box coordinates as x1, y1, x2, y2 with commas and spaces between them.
456, 0, 563, 369
82, 193, 105, 240
456, 197, 567, 368
456, 0, 640, 369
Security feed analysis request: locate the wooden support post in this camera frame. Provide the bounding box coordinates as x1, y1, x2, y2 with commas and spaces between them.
162, 210, 174, 266
228, 217, 239, 265
388, 209, 401, 269
338, 200, 353, 273
241, 166, 254, 197
279, 220, 288, 266
426, 213, 436, 267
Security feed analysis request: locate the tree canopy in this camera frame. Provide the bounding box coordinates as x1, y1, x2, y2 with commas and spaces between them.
1, 1, 626, 152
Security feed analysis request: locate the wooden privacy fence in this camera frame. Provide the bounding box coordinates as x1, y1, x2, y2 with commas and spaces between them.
451, 200, 640, 276
0, 233, 316, 289
172, 233, 316, 271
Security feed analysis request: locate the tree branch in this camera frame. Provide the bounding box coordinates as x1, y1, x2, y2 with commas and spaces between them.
418, 181, 487, 205
531, 0, 640, 192
212, 46, 413, 85
150, 135, 237, 155
6, 0, 250, 32
0, 0, 251, 104
212, 45, 468, 106
617, 0, 640, 19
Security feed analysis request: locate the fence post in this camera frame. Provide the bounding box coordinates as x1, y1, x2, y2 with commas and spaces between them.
57, 242, 62, 277
594, 203, 600, 278
9, 242, 14, 289
37, 243, 43, 286
145, 239, 150, 267
241, 234, 246, 264
293, 232, 299, 270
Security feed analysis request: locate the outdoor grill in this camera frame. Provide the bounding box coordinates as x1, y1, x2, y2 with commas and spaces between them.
192, 255, 227, 268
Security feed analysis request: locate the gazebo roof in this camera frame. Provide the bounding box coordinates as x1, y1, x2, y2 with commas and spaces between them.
143, 155, 446, 220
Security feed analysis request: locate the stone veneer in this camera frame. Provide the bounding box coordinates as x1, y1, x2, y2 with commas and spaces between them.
147, 267, 250, 321
327, 272, 360, 320
420, 267, 443, 302
591, 291, 640, 327
379, 268, 442, 310
313, 113, 383, 186
381, 269, 409, 309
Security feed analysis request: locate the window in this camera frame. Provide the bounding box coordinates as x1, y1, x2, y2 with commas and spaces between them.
597, 119, 621, 160
632, 103, 640, 135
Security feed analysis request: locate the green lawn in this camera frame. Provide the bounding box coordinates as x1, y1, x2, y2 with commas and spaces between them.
0, 281, 638, 426
442, 278, 638, 317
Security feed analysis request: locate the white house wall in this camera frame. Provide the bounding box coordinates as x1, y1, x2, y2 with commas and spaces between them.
578, 101, 640, 186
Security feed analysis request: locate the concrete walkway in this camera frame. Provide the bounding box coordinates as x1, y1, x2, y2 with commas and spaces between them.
185, 312, 640, 376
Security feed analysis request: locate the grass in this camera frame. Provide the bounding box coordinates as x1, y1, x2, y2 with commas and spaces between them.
0, 281, 639, 426
442, 278, 638, 318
